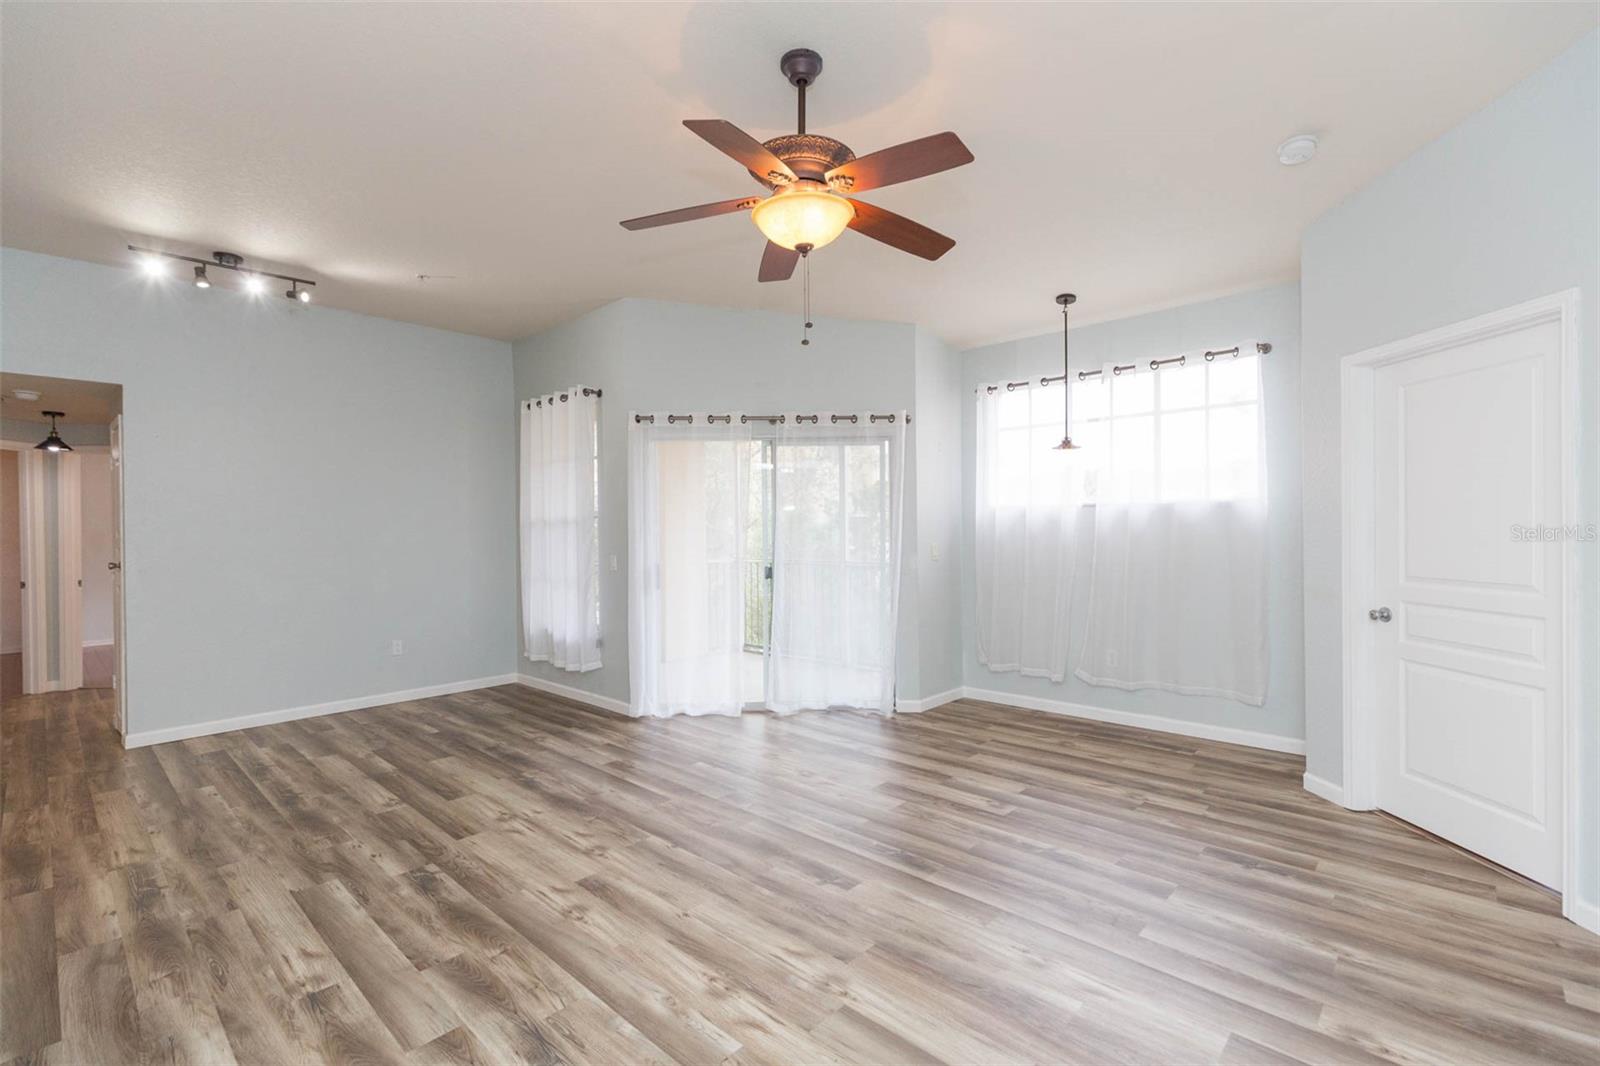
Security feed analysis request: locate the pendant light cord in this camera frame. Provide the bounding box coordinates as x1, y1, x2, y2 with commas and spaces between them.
1062, 300, 1070, 440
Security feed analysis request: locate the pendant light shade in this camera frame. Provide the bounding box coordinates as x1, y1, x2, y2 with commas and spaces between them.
1053, 293, 1079, 450
35, 411, 72, 453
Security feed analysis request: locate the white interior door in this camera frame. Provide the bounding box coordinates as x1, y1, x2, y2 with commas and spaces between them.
110, 415, 126, 735
1372, 316, 1565, 886
18, 451, 46, 694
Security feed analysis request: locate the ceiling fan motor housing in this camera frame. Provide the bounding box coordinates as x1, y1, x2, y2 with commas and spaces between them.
751, 134, 855, 186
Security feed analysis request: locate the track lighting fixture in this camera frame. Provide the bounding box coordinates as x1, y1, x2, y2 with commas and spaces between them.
129, 245, 316, 301
35, 411, 72, 453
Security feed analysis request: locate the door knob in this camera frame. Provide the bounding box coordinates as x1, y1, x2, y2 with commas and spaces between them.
107, 561, 121, 571
1368, 606, 1392, 622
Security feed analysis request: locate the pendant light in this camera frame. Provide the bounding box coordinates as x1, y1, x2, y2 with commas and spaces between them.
1053, 293, 1079, 450
35, 411, 72, 453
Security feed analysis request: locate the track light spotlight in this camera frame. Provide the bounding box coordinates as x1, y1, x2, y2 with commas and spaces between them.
286, 283, 311, 303
139, 255, 166, 279
243, 273, 266, 296
193, 264, 211, 289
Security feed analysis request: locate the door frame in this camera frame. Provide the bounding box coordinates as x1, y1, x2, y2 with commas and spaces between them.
1339, 288, 1582, 914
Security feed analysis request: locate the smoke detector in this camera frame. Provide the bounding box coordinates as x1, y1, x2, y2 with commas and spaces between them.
1277, 134, 1318, 166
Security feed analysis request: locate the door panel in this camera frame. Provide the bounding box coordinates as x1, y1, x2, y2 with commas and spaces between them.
1374, 318, 1563, 886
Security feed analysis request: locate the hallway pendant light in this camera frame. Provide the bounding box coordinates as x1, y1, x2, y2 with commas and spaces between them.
35, 411, 72, 453
1053, 293, 1079, 450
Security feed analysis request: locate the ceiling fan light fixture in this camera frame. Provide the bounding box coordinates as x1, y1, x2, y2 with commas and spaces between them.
750, 183, 855, 252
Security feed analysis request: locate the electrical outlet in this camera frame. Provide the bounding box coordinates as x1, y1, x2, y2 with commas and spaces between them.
609, 554, 619, 572
930, 542, 940, 562
391, 640, 403, 656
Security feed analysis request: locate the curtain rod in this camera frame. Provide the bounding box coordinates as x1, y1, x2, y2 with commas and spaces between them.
525, 387, 601, 409
977, 341, 1272, 394
633, 412, 909, 425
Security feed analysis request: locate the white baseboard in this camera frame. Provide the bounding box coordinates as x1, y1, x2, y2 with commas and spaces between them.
1564, 894, 1600, 936
896, 687, 963, 714
123, 673, 519, 749
1302, 771, 1346, 806
516, 672, 631, 717
958, 685, 1305, 754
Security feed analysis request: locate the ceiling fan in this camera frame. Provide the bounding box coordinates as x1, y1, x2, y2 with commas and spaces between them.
619, 48, 974, 282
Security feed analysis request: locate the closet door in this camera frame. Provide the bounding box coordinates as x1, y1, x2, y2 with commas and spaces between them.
17, 450, 83, 693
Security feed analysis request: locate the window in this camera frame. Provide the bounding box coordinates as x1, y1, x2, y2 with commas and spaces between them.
520, 388, 602, 672
988, 354, 1262, 507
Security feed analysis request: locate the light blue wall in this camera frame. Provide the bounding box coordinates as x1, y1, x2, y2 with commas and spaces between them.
0, 248, 517, 735
1300, 32, 1598, 901
959, 283, 1306, 745
512, 297, 961, 704
914, 327, 965, 699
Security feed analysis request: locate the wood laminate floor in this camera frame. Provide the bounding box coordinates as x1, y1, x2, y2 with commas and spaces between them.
2, 684, 1596, 1065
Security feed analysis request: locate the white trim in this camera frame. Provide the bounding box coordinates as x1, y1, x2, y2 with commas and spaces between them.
122, 674, 519, 749
1566, 896, 1600, 937
959, 685, 1304, 754
895, 687, 963, 714
0, 440, 111, 453
1302, 772, 1345, 807
517, 672, 631, 716
1339, 288, 1583, 920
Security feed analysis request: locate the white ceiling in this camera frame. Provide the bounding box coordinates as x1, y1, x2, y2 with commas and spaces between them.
2, 3, 1593, 348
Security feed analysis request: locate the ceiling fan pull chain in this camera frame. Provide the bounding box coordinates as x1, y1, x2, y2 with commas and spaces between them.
800, 245, 814, 346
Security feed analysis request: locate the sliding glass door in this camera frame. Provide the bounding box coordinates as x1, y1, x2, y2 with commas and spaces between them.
629, 413, 903, 717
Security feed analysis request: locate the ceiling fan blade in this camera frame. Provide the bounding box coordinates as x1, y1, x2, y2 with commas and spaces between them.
683, 120, 797, 185
826, 132, 973, 193
758, 242, 800, 282
846, 200, 956, 261
619, 196, 763, 230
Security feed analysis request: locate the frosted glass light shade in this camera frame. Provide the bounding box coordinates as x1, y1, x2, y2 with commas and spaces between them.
751, 185, 855, 251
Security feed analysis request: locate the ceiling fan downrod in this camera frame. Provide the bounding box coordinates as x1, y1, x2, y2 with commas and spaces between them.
780, 48, 823, 135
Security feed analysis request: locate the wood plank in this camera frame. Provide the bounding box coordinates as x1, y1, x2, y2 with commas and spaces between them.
293, 878, 460, 1051
1, 888, 61, 1058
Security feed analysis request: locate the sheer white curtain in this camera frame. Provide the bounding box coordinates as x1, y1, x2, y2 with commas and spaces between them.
767, 413, 905, 715
628, 414, 754, 716
520, 387, 601, 672
974, 385, 1089, 681
974, 350, 1269, 704
1074, 354, 1268, 703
